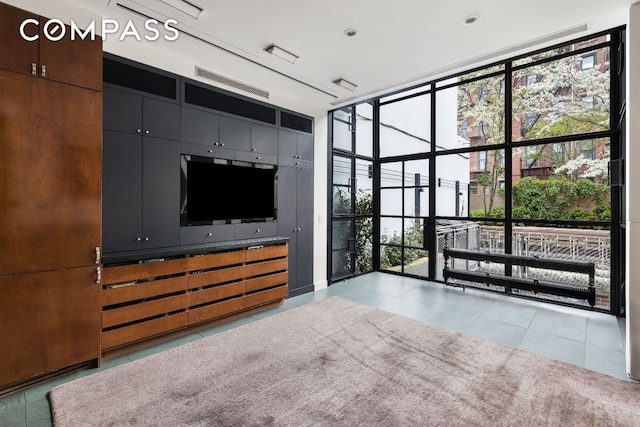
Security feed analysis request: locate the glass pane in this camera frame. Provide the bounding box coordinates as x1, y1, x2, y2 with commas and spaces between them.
512, 47, 610, 142
379, 93, 431, 157
402, 217, 429, 278
436, 220, 505, 281
355, 103, 373, 157
436, 149, 505, 218
355, 159, 373, 215
355, 218, 373, 275
404, 188, 428, 218
436, 65, 505, 88
511, 224, 610, 310
380, 217, 403, 245
404, 159, 429, 187
380, 161, 403, 187
512, 139, 610, 221
380, 86, 429, 104
380, 189, 402, 216
380, 244, 402, 271
332, 108, 352, 151
436, 74, 505, 151
332, 155, 352, 214
331, 219, 354, 280
513, 35, 610, 67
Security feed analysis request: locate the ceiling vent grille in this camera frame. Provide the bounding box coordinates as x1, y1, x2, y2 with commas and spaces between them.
195, 66, 270, 99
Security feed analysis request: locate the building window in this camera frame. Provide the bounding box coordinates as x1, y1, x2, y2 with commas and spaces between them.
524, 145, 539, 168
579, 140, 595, 159
469, 180, 478, 194
581, 53, 597, 70
526, 74, 539, 85
478, 151, 487, 171
581, 95, 595, 109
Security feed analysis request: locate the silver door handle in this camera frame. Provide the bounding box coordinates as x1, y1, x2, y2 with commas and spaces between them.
96, 266, 101, 284
95, 246, 101, 264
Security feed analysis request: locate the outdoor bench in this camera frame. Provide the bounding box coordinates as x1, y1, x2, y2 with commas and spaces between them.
442, 248, 596, 307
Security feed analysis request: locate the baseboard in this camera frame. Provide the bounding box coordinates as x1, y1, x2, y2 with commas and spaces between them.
314, 280, 328, 291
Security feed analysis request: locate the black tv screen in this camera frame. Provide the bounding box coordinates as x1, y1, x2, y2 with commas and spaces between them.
181, 156, 277, 225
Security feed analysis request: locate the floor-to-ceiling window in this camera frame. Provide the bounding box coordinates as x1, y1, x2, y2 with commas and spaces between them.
328, 28, 624, 314
329, 104, 374, 282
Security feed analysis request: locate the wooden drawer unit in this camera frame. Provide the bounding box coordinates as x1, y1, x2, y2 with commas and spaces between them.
100, 243, 289, 352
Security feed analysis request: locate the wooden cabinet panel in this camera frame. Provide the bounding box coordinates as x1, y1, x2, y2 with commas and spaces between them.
189, 281, 245, 307
245, 272, 288, 293
102, 294, 188, 329
39, 27, 102, 91
102, 276, 188, 306
0, 267, 101, 388
0, 70, 101, 275
188, 297, 245, 325
189, 266, 245, 288
102, 258, 188, 284
245, 259, 288, 278
102, 312, 188, 350
245, 286, 288, 308
0, 3, 39, 76
246, 245, 288, 262
188, 250, 245, 271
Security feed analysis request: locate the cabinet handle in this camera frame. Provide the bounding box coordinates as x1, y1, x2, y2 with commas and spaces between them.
136, 237, 142, 242
256, 156, 261, 160
136, 129, 142, 133
145, 130, 150, 135
295, 162, 300, 166
40, 64, 46, 78
220, 143, 225, 147
251, 148, 256, 152
95, 246, 101, 264
144, 237, 149, 241
31, 63, 37, 75
256, 229, 261, 233
208, 149, 213, 153
96, 266, 101, 284
207, 232, 213, 237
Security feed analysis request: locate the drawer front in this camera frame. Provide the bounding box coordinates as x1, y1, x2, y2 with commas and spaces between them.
181, 142, 236, 160
245, 244, 288, 262
235, 222, 278, 240
235, 150, 277, 165
180, 224, 235, 246
278, 156, 313, 170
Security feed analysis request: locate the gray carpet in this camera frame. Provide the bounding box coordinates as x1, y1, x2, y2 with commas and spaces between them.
50, 296, 640, 426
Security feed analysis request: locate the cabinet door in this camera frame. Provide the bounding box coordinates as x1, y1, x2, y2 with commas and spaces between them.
0, 266, 101, 388
277, 166, 298, 287
181, 107, 219, 146
102, 131, 143, 253
219, 116, 251, 151
0, 71, 102, 275
251, 124, 278, 155
0, 4, 39, 76
294, 168, 314, 293
297, 133, 314, 163
104, 88, 143, 134
143, 97, 181, 141
39, 25, 102, 91
278, 129, 297, 158
142, 137, 180, 249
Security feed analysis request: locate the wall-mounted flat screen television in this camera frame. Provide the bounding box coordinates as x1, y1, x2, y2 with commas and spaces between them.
180, 155, 277, 226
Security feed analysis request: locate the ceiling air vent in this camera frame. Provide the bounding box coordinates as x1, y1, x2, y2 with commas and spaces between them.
195, 66, 270, 99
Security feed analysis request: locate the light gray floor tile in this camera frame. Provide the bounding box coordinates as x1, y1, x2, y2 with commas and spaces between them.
528, 309, 588, 342
465, 317, 527, 348
586, 316, 624, 351
422, 307, 479, 333
519, 329, 585, 366
482, 299, 538, 329
584, 344, 628, 379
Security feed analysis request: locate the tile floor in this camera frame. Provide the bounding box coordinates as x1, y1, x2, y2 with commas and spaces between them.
0, 272, 629, 426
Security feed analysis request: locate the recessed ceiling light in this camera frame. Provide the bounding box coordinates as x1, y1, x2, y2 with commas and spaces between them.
159, 0, 203, 19
464, 15, 479, 25
344, 29, 358, 37
333, 78, 357, 92
264, 44, 299, 64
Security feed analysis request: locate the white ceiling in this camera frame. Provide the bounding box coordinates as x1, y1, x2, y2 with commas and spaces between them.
7, 0, 638, 114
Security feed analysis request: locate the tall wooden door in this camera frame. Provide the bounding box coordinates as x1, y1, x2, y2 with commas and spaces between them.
0, 69, 102, 276
0, 266, 101, 388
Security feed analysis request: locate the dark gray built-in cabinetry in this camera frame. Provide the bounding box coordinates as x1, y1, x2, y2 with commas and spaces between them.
103, 87, 181, 253
277, 130, 314, 296
102, 54, 314, 297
